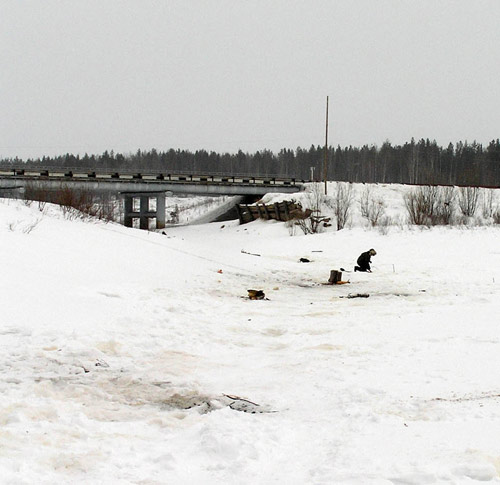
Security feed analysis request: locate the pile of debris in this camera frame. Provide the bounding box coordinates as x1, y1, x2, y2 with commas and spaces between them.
236, 200, 309, 224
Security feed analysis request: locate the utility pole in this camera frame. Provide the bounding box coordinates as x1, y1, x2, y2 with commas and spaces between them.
323, 95, 329, 195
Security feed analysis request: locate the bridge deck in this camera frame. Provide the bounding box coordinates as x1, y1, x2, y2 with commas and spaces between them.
0, 168, 304, 196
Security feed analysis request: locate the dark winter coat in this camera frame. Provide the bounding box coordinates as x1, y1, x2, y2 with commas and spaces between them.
356, 251, 372, 271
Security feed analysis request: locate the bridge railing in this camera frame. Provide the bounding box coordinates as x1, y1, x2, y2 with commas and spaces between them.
0, 166, 305, 184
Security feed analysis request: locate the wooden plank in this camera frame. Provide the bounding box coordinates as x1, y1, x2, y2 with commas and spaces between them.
262, 203, 270, 220
274, 202, 280, 220
283, 201, 290, 220
245, 204, 255, 221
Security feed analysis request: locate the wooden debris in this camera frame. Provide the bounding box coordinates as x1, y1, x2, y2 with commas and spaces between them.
288, 207, 313, 220
248, 289, 265, 300
241, 249, 261, 257
237, 200, 304, 224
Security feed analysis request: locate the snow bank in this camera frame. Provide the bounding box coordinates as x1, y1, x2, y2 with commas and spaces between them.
1, 187, 500, 484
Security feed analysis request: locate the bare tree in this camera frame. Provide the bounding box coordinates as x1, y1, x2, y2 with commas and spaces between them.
457, 186, 480, 217
404, 185, 440, 225
481, 189, 495, 218
332, 182, 354, 230
359, 186, 386, 226
23, 183, 118, 222
433, 186, 455, 225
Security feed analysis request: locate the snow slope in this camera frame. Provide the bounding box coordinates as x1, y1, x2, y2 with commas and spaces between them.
1, 185, 500, 484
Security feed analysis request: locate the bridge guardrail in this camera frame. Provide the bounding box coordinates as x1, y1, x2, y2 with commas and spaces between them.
0, 166, 305, 185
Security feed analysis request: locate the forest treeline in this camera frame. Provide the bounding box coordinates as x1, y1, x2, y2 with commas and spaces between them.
2, 138, 499, 187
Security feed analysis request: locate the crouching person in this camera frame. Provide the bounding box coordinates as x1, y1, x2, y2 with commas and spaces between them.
354, 248, 376, 272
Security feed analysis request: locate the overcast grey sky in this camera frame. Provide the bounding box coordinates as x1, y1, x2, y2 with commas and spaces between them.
1, 0, 499, 159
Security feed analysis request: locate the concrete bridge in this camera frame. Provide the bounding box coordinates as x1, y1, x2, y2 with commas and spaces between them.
0, 166, 305, 229
0, 166, 304, 195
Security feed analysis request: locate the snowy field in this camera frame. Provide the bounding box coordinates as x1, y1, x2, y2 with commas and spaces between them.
1, 183, 500, 484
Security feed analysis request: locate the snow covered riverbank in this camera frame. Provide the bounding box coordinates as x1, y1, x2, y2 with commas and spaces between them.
1, 186, 500, 484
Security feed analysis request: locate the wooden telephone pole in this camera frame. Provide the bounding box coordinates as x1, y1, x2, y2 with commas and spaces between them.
323, 95, 329, 195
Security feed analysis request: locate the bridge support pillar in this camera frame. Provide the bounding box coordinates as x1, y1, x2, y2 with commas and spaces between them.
122, 191, 166, 230
140, 195, 149, 230
156, 193, 166, 228
124, 196, 133, 227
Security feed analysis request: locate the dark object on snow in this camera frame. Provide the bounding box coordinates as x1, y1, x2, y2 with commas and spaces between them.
241, 249, 261, 257
299, 257, 310, 263
354, 248, 376, 272
328, 270, 342, 284
222, 394, 276, 413
248, 289, 265, 300
342, 293, 370, 299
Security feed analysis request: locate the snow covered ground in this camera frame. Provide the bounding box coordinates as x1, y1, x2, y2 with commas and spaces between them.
1, 183, 500, 484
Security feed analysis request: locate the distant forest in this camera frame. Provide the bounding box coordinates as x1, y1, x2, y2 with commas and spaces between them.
2, 138, 499, 187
